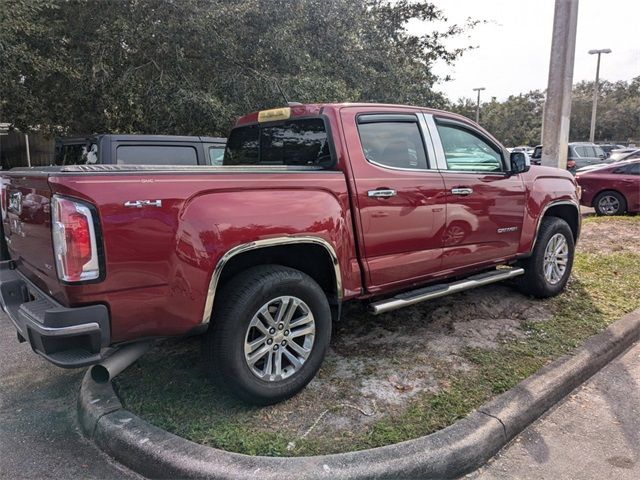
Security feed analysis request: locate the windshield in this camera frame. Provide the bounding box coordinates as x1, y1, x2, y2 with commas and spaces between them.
224, 118, 333, 168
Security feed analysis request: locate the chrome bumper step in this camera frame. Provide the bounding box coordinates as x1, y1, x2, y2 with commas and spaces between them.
368, 267, 525, 315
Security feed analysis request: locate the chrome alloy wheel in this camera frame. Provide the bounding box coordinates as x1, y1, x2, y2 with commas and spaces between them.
244, 296, 315, 382
597, 195, 620, 215
543, 233, 569, 285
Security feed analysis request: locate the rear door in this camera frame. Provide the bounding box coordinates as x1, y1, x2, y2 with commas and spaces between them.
426, 115, 526, 272
340, 107, 447, 292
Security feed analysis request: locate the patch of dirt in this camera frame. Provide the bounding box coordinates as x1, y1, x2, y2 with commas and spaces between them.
578, 217, 640, 255
242, 283, 552, 443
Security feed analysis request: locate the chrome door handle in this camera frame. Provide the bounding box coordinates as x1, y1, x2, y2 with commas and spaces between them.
451, 187, 473, 196
368, 189, 397, 198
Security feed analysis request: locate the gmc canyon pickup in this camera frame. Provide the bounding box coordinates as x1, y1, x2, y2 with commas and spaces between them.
0, 103, 580, 405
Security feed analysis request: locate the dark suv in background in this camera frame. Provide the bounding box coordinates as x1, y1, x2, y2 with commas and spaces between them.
530, 142, 606, 173
55, 135, 227, 166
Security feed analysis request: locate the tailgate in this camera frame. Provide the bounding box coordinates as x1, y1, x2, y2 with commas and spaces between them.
1, 173, 58, 290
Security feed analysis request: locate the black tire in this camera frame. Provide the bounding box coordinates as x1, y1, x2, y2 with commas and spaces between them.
594, 190, 627, 216
204, 265, 331, 405
517, 217, 575, 298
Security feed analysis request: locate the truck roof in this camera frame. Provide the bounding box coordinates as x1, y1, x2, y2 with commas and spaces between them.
234, 103, 467, 126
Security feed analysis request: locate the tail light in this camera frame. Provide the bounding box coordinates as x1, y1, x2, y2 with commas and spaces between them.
51, 196, 100, 282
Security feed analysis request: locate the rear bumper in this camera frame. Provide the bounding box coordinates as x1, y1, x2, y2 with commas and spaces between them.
0, 260, 110, 368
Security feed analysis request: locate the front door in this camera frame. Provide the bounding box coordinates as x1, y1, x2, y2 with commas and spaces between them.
427, 116, 526, 272
340, 107, 447, 293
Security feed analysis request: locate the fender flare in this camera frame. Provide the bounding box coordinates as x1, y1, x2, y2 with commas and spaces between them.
530, 199, 581, 253
200, 236, 343, 324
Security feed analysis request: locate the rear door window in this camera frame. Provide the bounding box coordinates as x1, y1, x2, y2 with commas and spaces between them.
55, 142, 98, 165
224, 118, 333, 168
357, 119, 428, 170
116, 146, 198, 165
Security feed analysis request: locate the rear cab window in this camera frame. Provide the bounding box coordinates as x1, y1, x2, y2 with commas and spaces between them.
116, 145, 198, 165
224, 118, 333, 168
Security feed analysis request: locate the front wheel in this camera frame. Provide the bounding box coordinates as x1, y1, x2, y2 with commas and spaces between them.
517, 217, 575, 298
204, 265, 331, 405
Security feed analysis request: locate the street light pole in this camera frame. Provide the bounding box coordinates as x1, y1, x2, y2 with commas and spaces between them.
588, 48, 611, 143
472, 87, 485, 123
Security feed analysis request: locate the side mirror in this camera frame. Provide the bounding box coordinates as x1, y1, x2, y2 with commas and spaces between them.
510, 151, 530, 174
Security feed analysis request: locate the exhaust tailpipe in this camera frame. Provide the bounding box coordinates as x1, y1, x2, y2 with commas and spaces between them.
90, 342, 150, 384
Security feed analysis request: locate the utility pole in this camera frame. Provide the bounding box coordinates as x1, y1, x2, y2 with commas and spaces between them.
472, 87, 485, 123
588, 48, 611, 143
24, 134, 32, 167
541, 0, 579, 168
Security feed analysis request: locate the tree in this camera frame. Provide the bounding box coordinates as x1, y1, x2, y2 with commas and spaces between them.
450, 91, 544, 146
569, 78, 640, 143
0, 0, 478, 136
450, 77, 640, 146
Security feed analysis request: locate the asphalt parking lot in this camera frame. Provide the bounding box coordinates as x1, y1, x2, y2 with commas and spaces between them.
0, 311, 137, 479
472, 338, 640, 479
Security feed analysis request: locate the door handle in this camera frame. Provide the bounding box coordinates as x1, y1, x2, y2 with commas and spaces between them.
451, 187, 473, 196
368, 189, 397, 199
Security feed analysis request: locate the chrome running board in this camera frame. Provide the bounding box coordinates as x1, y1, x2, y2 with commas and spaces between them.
369, 267, 525, 315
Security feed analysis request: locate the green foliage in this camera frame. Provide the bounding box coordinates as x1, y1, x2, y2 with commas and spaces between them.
449, 91, 545, 146
568, 78, 640, 143
450, 77, 640, 146
0, 0, 477, 136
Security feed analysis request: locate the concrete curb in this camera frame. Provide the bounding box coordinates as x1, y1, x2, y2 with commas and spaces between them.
78, 308, 640, 479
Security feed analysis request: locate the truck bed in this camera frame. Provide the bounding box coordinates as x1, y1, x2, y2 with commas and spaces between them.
1, 165, 359, 344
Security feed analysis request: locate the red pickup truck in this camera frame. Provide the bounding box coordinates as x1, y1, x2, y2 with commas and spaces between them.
0, 104, 580, 404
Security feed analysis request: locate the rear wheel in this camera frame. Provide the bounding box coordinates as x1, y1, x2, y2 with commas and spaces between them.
204, 265, 331, 405
517, 217, 574, 298
594, 191, 626, 216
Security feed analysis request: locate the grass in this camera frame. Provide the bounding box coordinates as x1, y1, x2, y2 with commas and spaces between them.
114, 216, 640, 456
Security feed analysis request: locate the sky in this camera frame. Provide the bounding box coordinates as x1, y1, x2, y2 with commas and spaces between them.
410, 0, 640, 102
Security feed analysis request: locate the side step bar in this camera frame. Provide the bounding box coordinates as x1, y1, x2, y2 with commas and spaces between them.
369, 267, 525, 315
